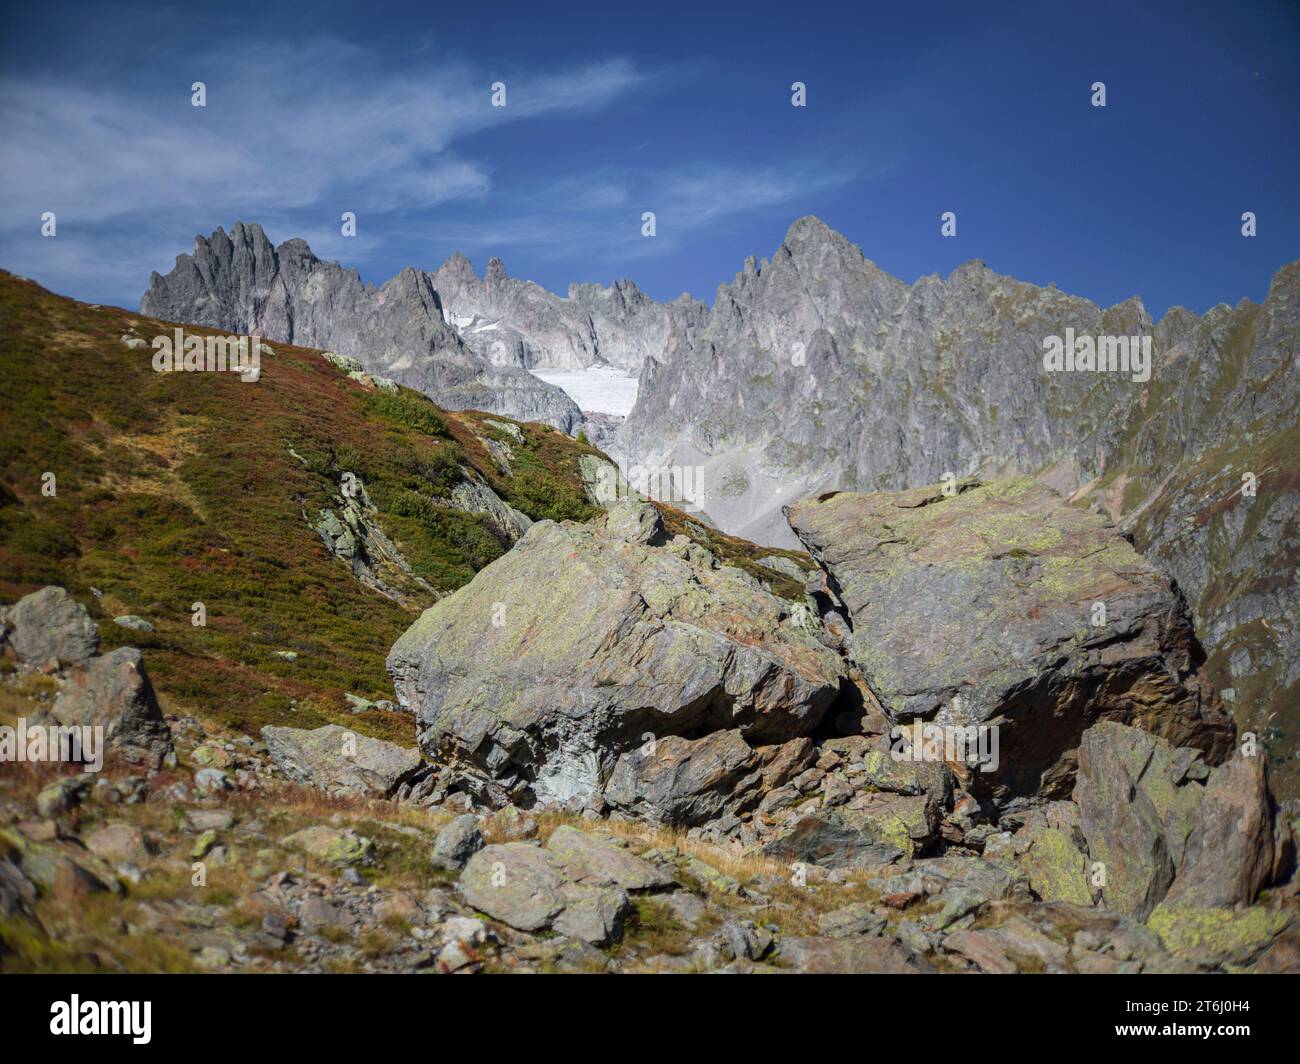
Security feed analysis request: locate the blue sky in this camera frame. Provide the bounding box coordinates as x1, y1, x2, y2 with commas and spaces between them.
1, 0, 1297, 317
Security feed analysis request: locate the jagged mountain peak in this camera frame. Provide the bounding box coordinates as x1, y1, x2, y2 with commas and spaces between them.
782, 213, 837, 246
141, 222, 583, 432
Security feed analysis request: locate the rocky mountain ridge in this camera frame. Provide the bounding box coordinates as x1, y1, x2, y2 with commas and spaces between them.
141, 223, 584, 432
429, 251, 706, 375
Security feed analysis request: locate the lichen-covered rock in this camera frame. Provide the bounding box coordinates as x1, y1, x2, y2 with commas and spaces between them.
388, 507, 846, 809
1076, 721, 1284, 919
311, 475, 438, 605
787, 476, 1235, 802
448, 474, 532, 543
261, 724, 421, 799
1146, 903, 1291, 968
280, 825, 374, 865
545, 826, 673, 892
1021, 827, 1093, 907
50, 647, 173, 770
1075, 724, 1177, 919
35, 777, 90, 818
1164, 750, 1277, 909
0, 828, 122, 897
1, 586, 99, 667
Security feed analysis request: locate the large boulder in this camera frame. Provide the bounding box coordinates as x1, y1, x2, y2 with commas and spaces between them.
785, 476, 1234, 802
1, 586, 99, 668
1164, 748, 1279, 910
388, 502, 846, 808
50, 647, 173, 770
1074, 721, 1284, 919
261, 724, 421, 798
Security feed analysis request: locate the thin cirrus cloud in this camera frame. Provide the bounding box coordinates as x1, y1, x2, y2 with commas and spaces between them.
421, 163, 862, 268
0, 43, 653, 303
0, 34, 858, 306
0, 47, 650, 228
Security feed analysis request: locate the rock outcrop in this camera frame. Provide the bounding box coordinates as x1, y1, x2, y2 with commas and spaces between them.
430, 252, 706, 374
387, 501, 848, 811
786, 476, 1235, 803
141, 223, 583, 431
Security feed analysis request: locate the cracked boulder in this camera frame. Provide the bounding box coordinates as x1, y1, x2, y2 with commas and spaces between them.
1073, 720, 1288, 920
785, 476, 1235, 803
49, 647, 174, 771
388, 502, 846, 808
261, 724, 422, 799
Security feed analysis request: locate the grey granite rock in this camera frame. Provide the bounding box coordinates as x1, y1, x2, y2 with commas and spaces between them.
50, 648, 173, 770
786, 476, 1236, 803
261, 723, 421, 798
387, 515, 845, 810
2, 586, 99, 667
142, 223, 582, 431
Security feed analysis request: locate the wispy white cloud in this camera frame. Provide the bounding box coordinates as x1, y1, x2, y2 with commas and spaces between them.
0, 42, 649, 230
0, 40, 652, 302
0, 33, 864, 305
425, 162, 862, 269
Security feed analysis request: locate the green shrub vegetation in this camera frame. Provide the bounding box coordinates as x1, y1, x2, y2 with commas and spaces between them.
0, 271, 600, 744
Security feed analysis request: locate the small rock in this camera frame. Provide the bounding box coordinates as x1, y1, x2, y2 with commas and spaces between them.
36, 777, 90, 818
281, 825, 374, 866
818, 902, 887, 938
193, 767, 233, 795
84, 823, 148, 864
430, 814, 483, 871
191, 830, 219, 860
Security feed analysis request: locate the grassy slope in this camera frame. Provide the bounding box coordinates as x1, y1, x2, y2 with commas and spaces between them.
0, 272, 608, 744
0, 272, 811, 748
